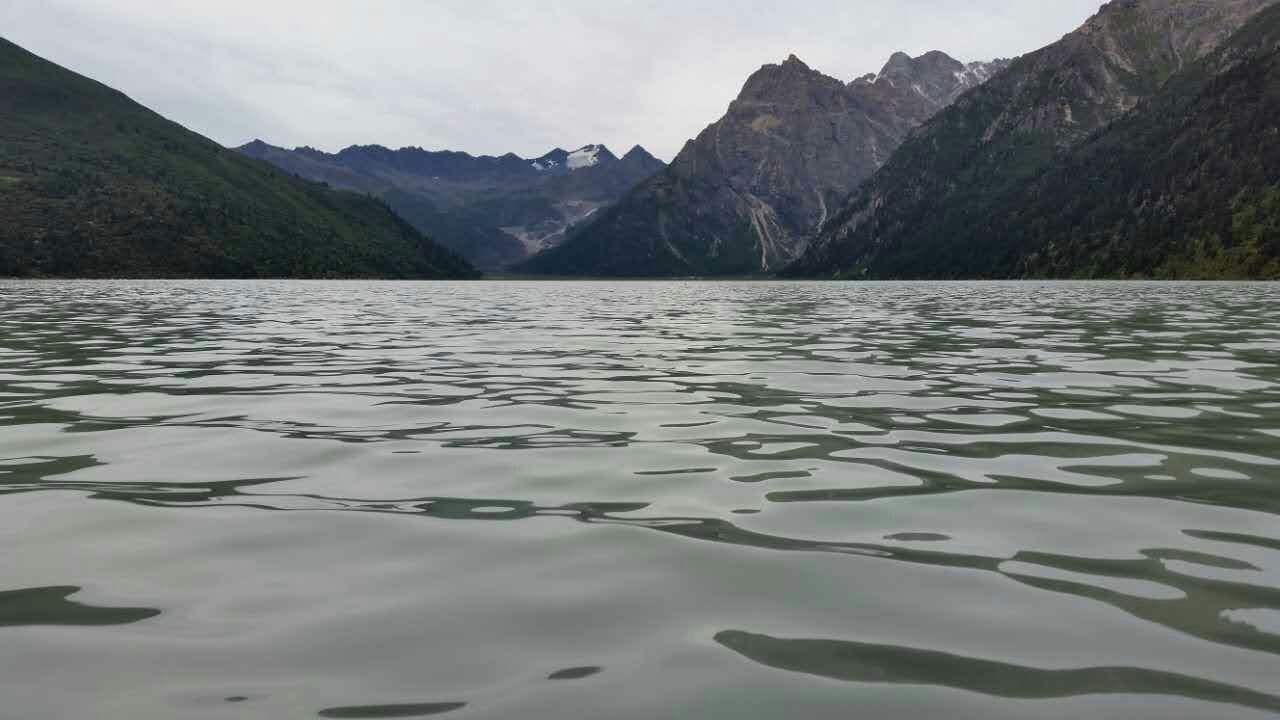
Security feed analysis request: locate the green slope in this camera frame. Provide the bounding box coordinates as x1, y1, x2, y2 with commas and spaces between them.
787, 0, 1278, 280
943, 5, 1280, 279
0, 37, 476, 278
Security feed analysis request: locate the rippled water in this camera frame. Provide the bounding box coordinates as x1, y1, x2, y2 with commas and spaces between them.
2, 280, 1279, 719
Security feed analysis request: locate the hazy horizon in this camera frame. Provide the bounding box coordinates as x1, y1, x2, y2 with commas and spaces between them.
1, 0, 1103, 161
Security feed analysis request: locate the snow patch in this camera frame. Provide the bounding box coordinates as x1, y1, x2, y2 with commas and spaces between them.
954, 62, 998, 88
567, 145, 602, 170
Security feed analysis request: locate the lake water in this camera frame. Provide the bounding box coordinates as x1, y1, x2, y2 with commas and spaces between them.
2, 280, 1279, 719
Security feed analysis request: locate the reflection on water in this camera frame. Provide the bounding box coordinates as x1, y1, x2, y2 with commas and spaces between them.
1, 280, 1278, 719
0, 586, 159, 627
547, 667, 604, 681
318, 703, 469, 719
715, 630, 1280, 713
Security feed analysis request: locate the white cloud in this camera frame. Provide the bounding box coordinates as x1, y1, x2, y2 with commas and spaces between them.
0, 0, 1102, 160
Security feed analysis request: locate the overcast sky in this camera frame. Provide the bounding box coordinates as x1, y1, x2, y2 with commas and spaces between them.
1, 1, 1103, 160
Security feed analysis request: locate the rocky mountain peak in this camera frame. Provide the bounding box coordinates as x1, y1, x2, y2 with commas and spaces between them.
523, 46, 1009, 277
782, 53, 809, 68
1083, 0, 1277, 60
737, 54, 839, 102
622, 145, 659, 164
965, 0, 1279, 150
867, 51, 1010, 111
531, 145, 618, 171
876, 50, 977, 85
875, 51, 924, 84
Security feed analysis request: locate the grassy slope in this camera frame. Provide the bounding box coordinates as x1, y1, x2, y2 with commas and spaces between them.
0, 37, 476, 278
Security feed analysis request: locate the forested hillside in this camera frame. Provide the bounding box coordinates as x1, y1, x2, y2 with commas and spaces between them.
0, 37, 476, 279
787, 0, 1278, 279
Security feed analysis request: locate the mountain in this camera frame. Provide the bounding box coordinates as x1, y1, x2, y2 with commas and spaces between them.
787, 0, 1279, 279
997, 2, 1280, 279
237, 140, 665, 271
518, 51, 1008, 277
0, 37, 475, 279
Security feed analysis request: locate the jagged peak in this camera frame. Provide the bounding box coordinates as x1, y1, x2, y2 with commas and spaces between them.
337, 143, 393, 155
876, 50, 964, 82
623, 145, 659, 162
875, 51, 917, 85
1085, 0, 1276, 33
782, 53, 810, 69
751, 53, 818, 78
738, 53, 843, 101
572, 143, 614, 156
565, 144, 610, 169
919, 49, 956, 61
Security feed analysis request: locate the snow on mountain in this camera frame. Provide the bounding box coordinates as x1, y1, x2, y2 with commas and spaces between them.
566, 145, 603, 169
953, 60, 1005, 86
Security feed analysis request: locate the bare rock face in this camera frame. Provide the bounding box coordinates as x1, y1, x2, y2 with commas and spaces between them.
521, 51, 1008, 277
996, 0, 1276, 146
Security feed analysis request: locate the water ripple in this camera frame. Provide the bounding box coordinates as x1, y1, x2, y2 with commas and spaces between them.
2, 280, 1279, 719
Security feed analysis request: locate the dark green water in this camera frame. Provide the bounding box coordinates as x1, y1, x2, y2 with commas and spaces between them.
1, 280, 1278, 719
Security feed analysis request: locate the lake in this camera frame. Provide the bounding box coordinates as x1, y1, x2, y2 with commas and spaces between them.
1, 280, 1279, 719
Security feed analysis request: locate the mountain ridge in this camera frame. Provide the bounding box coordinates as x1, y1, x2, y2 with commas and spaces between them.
238, 140, 664, 270
519, 49, 1009, 277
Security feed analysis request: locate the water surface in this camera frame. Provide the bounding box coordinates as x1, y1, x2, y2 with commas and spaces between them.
1, 280, 1279, 719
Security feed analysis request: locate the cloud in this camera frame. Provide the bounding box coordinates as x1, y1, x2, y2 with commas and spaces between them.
0, 0, 1102, 160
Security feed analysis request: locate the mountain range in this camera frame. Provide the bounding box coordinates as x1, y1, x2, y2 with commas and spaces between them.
0, 37, 475, 279
238, 140, 665, 270
520, 51, 1008, 276
3, 0, 1278, 281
